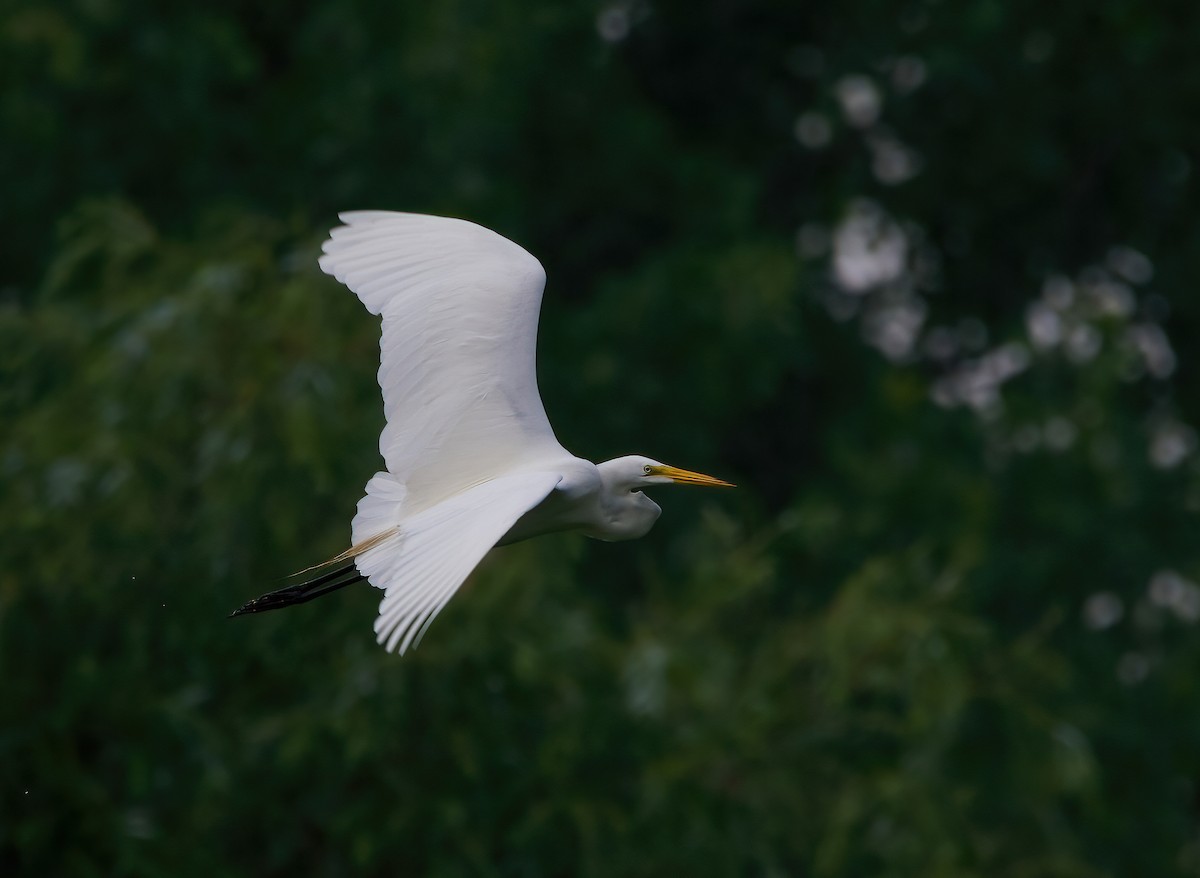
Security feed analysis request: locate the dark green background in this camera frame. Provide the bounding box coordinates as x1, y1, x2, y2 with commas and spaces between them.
4, 1, 1200, 874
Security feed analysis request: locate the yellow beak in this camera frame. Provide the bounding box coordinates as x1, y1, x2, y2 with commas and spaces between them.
647, 464, 736, 487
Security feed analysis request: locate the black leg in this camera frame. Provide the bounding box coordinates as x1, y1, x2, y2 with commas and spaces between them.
230, 562, 366, 617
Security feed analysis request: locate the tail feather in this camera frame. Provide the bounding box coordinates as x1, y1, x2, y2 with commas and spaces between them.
229, 562, 365, 617
231, 471, 409, 619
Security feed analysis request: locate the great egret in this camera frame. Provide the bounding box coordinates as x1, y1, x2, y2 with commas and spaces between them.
232, 212, 733, 653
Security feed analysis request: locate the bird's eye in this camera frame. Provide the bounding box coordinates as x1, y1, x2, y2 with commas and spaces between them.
643, 465, 652, 474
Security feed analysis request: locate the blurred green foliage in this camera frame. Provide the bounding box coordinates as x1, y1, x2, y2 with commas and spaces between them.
4, 0, 1200, 875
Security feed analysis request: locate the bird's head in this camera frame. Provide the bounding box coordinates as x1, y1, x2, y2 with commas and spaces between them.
599, 455, 736, 492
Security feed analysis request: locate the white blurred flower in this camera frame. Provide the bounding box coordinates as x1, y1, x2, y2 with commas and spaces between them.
1149, 421, 1196, 469
869, 133, 922, 185
1065, 324, 1101, 363
834, 75, 882, 128
1026, 301, 1062, 350
1083, 591, 1123, 630
1149, 570, 1200, 623
1106, 246, 1154, 285
1087, 278, 1135, 318
832, 200, 908, 292
1042, 274, 1075, 310
862, 294, 927, 362
1126, 323, 1176, 379
930, 343, 1030, 413
596, 5, 630, 42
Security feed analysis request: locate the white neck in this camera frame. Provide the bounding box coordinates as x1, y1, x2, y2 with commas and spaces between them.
587, 457, 662, 542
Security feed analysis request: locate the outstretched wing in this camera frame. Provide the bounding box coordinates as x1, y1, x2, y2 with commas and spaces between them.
354, 470, 562, 654
319, 211, 566, 513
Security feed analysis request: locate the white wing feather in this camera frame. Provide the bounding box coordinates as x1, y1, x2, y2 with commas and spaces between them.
319, 211, 573, 652
354, 470, 562, 654
319, 211, 567, 514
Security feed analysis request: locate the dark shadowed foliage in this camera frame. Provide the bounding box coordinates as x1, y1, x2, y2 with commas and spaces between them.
3, 1, 1200, 875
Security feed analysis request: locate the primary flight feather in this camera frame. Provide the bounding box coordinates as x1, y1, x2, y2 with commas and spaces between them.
233, 212, 733, 653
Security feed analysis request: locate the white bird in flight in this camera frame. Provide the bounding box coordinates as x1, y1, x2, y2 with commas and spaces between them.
233, 212, 733, 653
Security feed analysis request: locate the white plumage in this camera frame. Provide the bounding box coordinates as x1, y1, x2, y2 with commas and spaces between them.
233, 211, 733, 653
319, 212, 564, 511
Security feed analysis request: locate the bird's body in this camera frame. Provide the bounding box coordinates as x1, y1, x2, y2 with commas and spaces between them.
233, 212, 732, 653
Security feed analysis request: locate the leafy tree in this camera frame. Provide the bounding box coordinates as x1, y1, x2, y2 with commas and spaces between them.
4, 1, 1199, 875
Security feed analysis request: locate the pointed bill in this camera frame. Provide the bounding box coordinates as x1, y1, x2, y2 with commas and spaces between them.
647, 464, 736, 487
